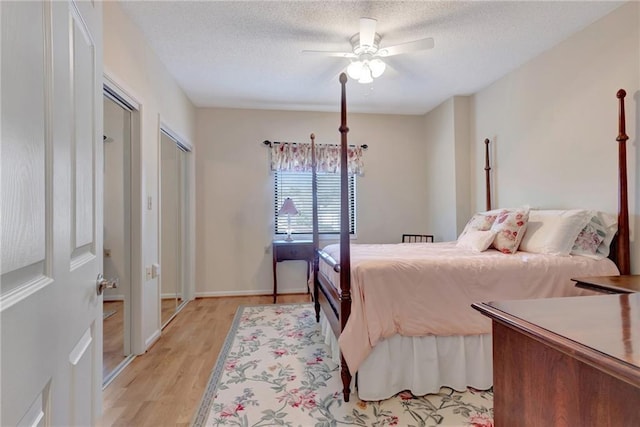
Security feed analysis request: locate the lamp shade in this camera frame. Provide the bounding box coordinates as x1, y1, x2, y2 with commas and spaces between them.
278, 198, 299, 216
369, 58, 386, 78
347, 58, 387, 84
347, 61, 364, 80
358, 65, 373, 84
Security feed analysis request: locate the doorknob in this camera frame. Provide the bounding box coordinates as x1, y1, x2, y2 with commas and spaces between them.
96, 273, 119, 295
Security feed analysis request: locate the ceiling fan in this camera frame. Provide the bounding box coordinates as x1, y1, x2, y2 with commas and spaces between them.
303, 17, 435, 84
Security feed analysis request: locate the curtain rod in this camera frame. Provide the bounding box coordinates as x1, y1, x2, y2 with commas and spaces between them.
263, 140, 368, 149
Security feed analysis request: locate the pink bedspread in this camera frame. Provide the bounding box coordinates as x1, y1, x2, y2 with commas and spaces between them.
321, 242, 620, 374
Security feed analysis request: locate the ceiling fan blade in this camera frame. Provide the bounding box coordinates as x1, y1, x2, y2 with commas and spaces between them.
378, 37, 434, 57
301, 50, 356, 58
359, 17, 377, 48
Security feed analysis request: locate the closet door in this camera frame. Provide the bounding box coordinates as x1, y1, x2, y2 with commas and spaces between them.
160, 130, 188, 326
102, 91, 133, 384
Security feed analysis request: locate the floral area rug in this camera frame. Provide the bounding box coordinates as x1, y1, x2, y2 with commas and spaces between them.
192, 303, 493, 427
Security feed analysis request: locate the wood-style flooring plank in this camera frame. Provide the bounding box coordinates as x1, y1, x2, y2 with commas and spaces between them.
100, 294, 311, 427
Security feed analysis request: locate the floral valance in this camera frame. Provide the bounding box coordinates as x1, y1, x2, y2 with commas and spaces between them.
270, 142, 365, 175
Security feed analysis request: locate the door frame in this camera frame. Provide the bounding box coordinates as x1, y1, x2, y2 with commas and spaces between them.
103, 72, 146, 356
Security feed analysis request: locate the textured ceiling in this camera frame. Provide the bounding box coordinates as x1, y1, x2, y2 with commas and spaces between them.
118, 1, 623, 115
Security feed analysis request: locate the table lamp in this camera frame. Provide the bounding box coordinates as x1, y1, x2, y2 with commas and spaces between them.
278, 198, 299, 241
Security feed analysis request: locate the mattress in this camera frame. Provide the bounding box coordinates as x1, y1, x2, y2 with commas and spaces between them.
319, 242, 619, 374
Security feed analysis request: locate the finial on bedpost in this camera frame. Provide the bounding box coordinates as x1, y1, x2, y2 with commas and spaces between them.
484, 138, 492, 211
617, 89, 628, 144
616, 89, 630, 275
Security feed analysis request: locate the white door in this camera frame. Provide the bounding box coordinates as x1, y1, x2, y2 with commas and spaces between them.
1, 1, 103, 426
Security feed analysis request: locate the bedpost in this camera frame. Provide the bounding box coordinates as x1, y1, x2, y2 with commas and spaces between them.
616, 89, 630, 275
484, 138, 491, 211
311, 133, 321, 321
338, 72, 352, 402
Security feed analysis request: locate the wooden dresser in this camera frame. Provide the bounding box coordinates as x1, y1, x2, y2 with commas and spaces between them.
473, 294, 640, 426
573, 275, 640, 294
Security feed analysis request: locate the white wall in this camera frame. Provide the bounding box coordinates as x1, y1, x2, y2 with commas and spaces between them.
470, 2, 639, 271
423, 98, 456, 241
195, 108, 428, 295
103, 1, 196, 350
422, 95, 472, 241
453, 96, 471, 235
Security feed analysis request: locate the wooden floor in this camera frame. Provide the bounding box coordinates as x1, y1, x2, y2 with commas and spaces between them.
161, 297, 183, 326
100, 294, 311, 427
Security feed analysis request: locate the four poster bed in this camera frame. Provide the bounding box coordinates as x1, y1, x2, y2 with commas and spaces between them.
310, 74, 632, 402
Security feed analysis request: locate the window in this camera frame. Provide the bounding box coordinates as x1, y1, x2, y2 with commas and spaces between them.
274, 171, 356, 235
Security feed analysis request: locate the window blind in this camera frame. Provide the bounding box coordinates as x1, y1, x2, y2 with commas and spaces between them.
274, 171, 355, 235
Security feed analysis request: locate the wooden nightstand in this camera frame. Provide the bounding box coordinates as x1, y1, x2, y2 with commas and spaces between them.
272, 240, 314, 303
572, 275, 640, 294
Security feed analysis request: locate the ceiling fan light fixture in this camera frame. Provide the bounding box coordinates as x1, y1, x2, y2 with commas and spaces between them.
358, 64, 373, 84
302, 17, 435, 84
348, 58, 384, 84
369, 58, 386, 78
347, 61, 364, 79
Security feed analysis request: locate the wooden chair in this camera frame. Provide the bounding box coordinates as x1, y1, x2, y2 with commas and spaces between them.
402, 234, 434, 243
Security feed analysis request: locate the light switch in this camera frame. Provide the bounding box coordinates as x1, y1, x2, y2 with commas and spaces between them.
152, 263, 160, 278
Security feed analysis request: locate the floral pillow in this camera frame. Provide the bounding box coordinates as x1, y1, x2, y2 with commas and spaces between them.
571, 213, 617, 259
490, 208, 530, 254
459, 212, 499, 239
572, 221, 605, 255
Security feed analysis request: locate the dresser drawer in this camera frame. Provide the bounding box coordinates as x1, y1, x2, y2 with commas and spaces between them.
274, 242, 314, 261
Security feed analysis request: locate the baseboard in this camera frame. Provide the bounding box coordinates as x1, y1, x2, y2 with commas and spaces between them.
145, 329, 161, 351
195, 288, 308, 298
103, 294, 125, 302
161, 292, 185, 299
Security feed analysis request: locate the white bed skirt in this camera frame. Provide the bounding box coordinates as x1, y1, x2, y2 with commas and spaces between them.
319, 311, 493, 401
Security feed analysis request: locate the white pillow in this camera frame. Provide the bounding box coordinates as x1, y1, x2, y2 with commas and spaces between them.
519, 209, 592, 256
457, 229, 497, 252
